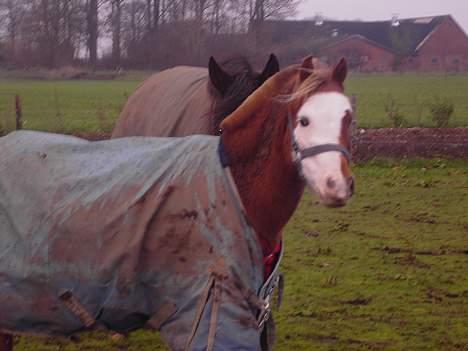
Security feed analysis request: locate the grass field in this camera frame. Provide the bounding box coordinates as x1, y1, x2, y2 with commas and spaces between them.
15, 158, 468, 351
0, 79, 139, 133
1, 73, 468, 133
347, 74, 468, 127
1, 72, 467, 350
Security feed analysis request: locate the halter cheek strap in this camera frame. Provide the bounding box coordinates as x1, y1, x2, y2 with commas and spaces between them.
218, 115, 352, 170
299, 143, 352, 163
288, 112, 352, 175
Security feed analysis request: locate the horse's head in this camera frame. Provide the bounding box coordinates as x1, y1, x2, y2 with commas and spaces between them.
209, 54, 280, 97
208, 54, 280, 133
290, 57, 354, 207
218, 57, 354, 251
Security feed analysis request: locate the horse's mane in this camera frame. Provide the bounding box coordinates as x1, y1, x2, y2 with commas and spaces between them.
208, 56, 260, 134
221, 65, 332, 131
278, 66, 331, 103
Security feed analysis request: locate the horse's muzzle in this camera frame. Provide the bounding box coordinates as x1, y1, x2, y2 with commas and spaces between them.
321, 175, 354, 207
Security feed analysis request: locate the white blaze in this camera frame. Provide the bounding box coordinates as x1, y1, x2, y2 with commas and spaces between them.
294, 92, 352, 206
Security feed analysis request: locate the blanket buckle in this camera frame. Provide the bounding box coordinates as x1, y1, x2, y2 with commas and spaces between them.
257, 273, 285, 329
257, 297, 271, 330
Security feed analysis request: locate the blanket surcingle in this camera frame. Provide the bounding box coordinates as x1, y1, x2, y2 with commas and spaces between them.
0, 131, 279, 350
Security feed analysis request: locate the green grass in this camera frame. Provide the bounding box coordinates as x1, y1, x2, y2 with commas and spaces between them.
15, 159, 468, 350
1, 73, 468, 133
0, 80, 140, 133
276, 158, 468, 350
347, 73, 468, 127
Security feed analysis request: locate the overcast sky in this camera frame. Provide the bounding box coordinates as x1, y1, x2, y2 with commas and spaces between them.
296, 0, 468, 33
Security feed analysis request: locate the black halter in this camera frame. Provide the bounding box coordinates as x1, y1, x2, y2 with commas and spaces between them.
217, 114, 352, 170
302, 144, 351, 161
287, 112, 352, 176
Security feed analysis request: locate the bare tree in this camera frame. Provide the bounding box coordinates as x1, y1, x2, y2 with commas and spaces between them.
263, 0, 299, 19
145, 0, 151, 30
121, 0, 145, 47
111, 0, 123, 67
152, 0, 159, 28
193, 0, 209, 23
0, 0, 304, 68
0, 0, 26, 57
87, 0, 98, 68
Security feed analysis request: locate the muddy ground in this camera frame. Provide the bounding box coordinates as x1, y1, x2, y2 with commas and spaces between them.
352, 127, 468, 161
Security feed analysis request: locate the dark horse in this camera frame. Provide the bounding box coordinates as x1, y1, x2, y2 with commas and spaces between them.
111, 54, 280, 138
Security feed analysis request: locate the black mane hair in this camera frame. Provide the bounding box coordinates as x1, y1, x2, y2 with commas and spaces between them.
208, 56, 267, 134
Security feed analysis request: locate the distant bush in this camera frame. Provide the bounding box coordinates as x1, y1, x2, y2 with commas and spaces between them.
384, 94, 406, 127
429, 96, 454, 128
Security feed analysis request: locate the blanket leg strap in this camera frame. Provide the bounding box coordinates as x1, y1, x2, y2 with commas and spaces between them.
185, 276, 216, 350
146, 302, 177, 330
0, 334, 13, 351
59, 290, 96, 329
206, 280, 222, 351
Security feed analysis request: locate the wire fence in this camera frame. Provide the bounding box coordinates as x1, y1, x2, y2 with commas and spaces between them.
1, 92, 466, 159
0, 93, 16, 133
0, 94, 23, 132
0, 87, 127, 135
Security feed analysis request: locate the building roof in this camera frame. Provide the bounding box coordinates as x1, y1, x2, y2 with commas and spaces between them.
264, 15, 451, 55
320, 34, 396, 54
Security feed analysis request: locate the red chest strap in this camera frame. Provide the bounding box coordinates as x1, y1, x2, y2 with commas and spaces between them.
263, 242, 282, 281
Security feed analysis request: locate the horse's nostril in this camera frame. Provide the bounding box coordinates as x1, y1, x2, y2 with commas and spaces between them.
326, 177, 336, 189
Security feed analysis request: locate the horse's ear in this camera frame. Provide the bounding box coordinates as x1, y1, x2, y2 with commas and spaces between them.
209, 56, 234, 96
259, 54, 280, 83
300, 55, 314, 81
333, 57, 348, 84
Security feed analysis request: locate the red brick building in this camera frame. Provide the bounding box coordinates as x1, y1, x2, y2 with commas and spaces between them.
263, 15, 468, 72
320, 35, 396, 72
404, 16, 468, 72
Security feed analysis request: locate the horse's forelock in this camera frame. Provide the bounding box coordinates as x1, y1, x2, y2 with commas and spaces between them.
276, 67, 334, 104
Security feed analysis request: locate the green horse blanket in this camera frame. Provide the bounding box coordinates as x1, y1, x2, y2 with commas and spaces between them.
0, 131, 280, 350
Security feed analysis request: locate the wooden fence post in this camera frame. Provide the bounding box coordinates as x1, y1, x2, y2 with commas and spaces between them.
0, 97, 21, 351
351, 94, 358, 154
351, 94, 357, 130
15, 95, 23, 130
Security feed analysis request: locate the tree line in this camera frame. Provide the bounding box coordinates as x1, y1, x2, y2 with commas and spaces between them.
0, 0, 301, 69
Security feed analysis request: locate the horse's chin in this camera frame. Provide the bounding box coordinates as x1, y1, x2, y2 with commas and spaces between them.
321, 197, 348, 208
307, 183, 350, 208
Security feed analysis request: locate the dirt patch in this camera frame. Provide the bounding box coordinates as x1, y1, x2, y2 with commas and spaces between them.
342, 296, 372, 305
353, 127, 468, 160
373, 246, 467, 256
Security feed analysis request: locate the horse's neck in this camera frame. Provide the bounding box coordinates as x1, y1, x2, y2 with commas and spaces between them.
227, 106, 305, 256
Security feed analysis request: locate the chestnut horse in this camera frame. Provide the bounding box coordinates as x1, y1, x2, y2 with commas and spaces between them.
112, 55, 280, 138
0, 57, 353, 351
219, 57, 354, 255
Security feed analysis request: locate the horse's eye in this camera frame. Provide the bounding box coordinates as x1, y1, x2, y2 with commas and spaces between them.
299, 117, 310, 127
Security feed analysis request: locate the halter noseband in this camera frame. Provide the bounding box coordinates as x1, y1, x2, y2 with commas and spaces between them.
288, 112, 352, 176
217, 114, 352, 171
